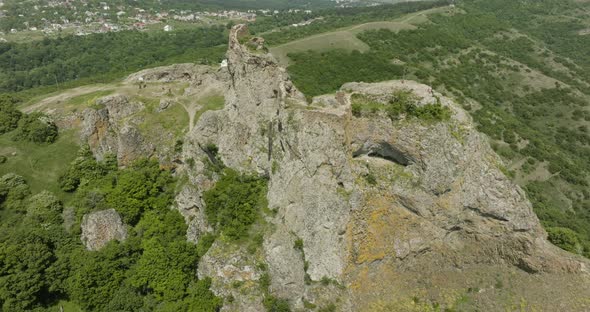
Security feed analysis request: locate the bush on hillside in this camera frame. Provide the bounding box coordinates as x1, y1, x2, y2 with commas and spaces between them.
11, 112, 58, 143
547, 227, 582, 254
0, 94, 22, 134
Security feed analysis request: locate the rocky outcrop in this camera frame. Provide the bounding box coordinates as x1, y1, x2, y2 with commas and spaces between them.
80, 209, 127, 251
126, 63, 206, 83
78, 64, 229, 167
175, 25, 590, 311
175, 184, 212, 243
80, 94, 153, 166
197, 240, 267, 312
340, 81, 589, 310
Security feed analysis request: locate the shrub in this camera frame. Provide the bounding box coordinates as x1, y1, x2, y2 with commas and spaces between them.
186, 157, 195, 168
259, 272, 271, 291
351, 91, 450, 122
174, 139, 184, 153
129, 238, 198, 301
59, 147, 116, 192
351, 103, 362, 117
263, 295, 291, 312
0, 173, 31, 208
364, 173, 377, 185
104, 159, 174, 225
25, 191, 63, 224
11, 112, 58, 143
386, 90, 451, 122
0, 94, 22, 134
293, 238, 304, 252
413, 103, 451, 121
184, 278, 223, 312
547, 227, 582, 254
204, 143, 219, 156
196, 233, 217, 258
319, 303, 337, 312
202, 143, 225, 175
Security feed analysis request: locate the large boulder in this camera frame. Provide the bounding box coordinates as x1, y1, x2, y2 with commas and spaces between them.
81, 209, 127, 251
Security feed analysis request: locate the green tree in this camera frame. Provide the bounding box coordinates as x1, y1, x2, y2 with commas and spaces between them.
103, 159, 174, 224
25, 191, 63, 225
0, 94, 22, 134
129, 238, 198, 301
0, 228, 55, 311
67, 242, 138, 311
11, 112, 58, 143
59, 146, 116, 192
105, 285, 144, 312
0, 173, 30, 212
184, 278, 223, 312
203, 169, 268, 240
134, 209, 187, 242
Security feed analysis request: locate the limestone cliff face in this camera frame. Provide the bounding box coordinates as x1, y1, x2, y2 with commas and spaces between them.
176, 25, 590, 311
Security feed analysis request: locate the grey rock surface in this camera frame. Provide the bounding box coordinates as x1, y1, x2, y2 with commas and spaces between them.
175, 184, 212, 243
197, 240, 266, 312
80, 209, 127, 251
125, 63, 205, 83
80, 94, 153, 166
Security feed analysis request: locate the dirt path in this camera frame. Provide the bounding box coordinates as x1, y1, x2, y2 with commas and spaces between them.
179, 86, 222, 131
22, 84, 114, 113
180, 101, 199, 132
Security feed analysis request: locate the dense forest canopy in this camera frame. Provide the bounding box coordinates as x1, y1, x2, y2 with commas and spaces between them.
0, 153, 232, 311
0, 26, 227, 93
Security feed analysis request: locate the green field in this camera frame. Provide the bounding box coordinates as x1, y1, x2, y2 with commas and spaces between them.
194, 93, 226, 126
0, 129, 79, 200
269, 7, 443, 66
270, 31, 370, 66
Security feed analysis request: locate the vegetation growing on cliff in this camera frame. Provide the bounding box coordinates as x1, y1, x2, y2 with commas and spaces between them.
203, 168, 268, 240
351, 90, 451, 122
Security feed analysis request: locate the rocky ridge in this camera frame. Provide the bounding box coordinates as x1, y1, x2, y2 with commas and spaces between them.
69, 24, 590, 311
175, 24, 590, 311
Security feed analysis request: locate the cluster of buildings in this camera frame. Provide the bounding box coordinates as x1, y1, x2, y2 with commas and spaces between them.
1, 1, 315, 40
290, 17, 323, 28
0, 0, 324, 41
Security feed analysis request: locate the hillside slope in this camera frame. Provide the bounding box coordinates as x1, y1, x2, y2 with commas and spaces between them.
3, 20, 590, 312
174, 25, 590, 311
281, 0, 590, 259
